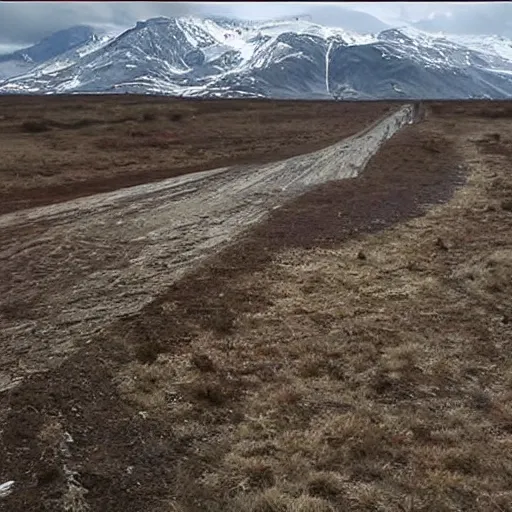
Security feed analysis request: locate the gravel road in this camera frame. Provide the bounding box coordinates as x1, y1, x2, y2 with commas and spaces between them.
0, 105, 415, 391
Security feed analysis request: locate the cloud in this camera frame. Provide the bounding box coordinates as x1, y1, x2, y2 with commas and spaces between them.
0, 43, 25, 54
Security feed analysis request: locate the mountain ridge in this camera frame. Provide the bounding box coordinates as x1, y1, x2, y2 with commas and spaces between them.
1, 16, 512, 100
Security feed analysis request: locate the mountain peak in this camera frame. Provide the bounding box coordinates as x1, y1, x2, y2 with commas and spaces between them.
1, 15, 512, 100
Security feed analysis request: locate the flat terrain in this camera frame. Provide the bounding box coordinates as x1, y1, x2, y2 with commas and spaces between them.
1, 99, 512, 512
0, 105, 413, 395
0, 96, 392, 213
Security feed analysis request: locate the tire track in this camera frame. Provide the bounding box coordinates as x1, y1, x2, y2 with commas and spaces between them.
0, 105, 415, 392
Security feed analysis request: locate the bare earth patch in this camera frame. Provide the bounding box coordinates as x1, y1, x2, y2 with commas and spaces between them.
1, 101, 512, 511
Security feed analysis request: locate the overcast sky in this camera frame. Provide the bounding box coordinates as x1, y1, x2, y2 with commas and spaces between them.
0, 2, 501, 54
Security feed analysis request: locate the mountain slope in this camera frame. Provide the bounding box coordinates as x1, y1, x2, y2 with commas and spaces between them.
0, 25, 104, 81
1, 16, 512, 99
329, 28, 512, 100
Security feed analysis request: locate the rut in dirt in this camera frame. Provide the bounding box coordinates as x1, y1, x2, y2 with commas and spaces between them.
0, 105, 416, 393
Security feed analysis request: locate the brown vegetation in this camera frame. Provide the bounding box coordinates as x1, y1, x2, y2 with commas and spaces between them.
0, 96, 393, 214
1, 100, 512, 511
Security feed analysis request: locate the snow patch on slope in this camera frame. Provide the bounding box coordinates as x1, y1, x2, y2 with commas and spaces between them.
2, 16, 512, 99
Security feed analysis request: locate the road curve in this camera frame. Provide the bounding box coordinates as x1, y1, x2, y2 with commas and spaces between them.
0, 105, 415, 391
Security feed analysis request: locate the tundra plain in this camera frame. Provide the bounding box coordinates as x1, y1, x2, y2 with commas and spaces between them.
0, 97, 512, 512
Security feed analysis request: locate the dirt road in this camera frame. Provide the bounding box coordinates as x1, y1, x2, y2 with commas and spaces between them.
0, 105, 414, 392
0, 98, 394, 214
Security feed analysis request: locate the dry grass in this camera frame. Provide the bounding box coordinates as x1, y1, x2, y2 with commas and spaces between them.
3, 102, 512, 512
0, 96, 392, 213
108, 111, 512, 511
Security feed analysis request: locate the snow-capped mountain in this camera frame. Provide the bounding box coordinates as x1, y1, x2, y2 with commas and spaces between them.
0, 25, 113, 81
1, 16, 512, 99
